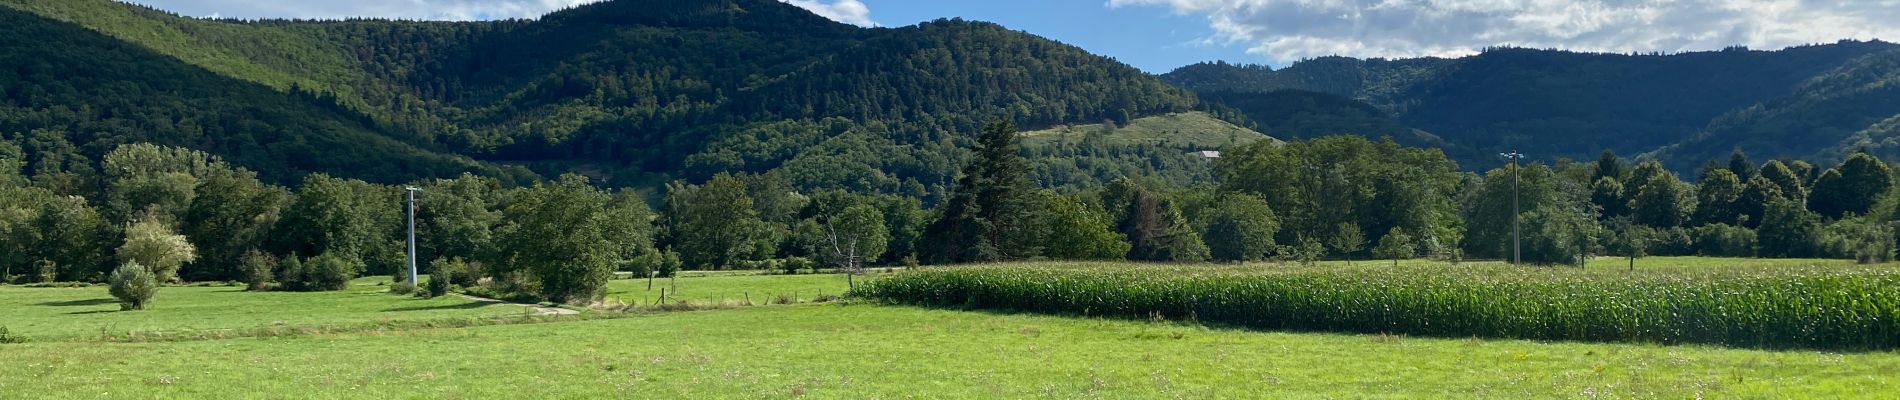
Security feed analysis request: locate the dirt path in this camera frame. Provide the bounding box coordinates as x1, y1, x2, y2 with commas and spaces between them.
455, 294, 580, 316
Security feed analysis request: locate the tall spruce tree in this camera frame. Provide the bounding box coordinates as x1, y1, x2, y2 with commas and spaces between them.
1727, 149, 1756, 179
919, 122, 1039, 264
1592, 150, 1624, 183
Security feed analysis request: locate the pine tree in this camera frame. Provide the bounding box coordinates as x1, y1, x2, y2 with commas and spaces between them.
919, 122, 1039, 264
1727, 149, 1756, 179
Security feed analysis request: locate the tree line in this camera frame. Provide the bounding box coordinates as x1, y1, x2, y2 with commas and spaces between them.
7, 125, 1900, 305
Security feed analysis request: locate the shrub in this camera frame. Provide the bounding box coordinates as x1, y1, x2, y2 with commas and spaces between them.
425, 257, 464, 298
781, 257, 811, 275
0, 326, 19, 344
33, 260, 56, 284
856, 264, 1900, 350
280, 253, 359, 292
1693, 224, 1758, 257
389, 282, 418, 295
275, 256, 306, 288
1821, 217, 1895, 263
23, 282, 94, 288
656, 251, 681, 278
108, 262, 158, 311
1290, 236, 1324, 266
466, 272, 538, 303
619, 253, 655, 280
239, 251, 277, 291
425, 273, 452, 298
307, 253, 359, 291
1648, 227, 1698, 256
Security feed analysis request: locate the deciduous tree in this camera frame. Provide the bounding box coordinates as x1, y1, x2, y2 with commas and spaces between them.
490, 175, 618, 303
117, 215, 197, 284
1201, 193, 1278, 262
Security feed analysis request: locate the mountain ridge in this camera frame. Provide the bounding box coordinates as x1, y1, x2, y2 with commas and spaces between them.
0, 0, 1216, 196
1164, 42, 1900, 172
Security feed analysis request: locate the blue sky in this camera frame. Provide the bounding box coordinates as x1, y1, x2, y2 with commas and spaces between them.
128, 0, 1900, 73
860, 1, 1255, 72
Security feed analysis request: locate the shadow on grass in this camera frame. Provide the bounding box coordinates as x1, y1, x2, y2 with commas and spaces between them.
38, 298, 117, 307
66, 309, 121, 315
383, 301, 500, 312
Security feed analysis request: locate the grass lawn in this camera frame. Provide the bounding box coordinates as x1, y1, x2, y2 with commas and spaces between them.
0, 277, 522, 341
2, 304, 1894, 399
603, 272, 863, 305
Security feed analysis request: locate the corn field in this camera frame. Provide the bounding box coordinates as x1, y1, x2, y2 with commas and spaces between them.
853, 262, 1900, 350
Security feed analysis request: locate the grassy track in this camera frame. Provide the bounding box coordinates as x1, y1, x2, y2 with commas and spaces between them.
1, 304, 1894, 398
0, 277, 520, 341
603, 272, 862, 305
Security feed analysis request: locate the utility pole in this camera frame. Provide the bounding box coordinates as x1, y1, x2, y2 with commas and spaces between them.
1501, 151, 1525, 267
405, 187, 421, 287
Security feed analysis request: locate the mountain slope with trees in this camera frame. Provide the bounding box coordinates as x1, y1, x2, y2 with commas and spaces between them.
1164, 42, 1900, 171
0, 7, 527, 186
0, 0, 1207, 194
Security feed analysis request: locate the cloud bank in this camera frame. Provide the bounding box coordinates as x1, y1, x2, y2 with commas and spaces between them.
128, 0, 875, 26
784, 0, 875, 27
1108, 0, 1900, 64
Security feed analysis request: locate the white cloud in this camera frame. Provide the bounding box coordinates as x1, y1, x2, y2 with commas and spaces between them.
1108, 0, 1900, 64
127, 0, 874, 26
782, 0, 876, 27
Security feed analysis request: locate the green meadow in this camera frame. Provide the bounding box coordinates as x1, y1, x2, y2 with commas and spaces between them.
3, 258, 1898, 398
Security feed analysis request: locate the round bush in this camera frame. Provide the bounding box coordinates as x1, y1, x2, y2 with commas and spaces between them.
108, 262, 158, 311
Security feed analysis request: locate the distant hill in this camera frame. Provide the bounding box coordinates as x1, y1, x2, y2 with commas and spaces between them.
1651, 50, 1900, 170
0, 6, 528, 185
0, 0, 1201, 194
1020, 112, 1269, 149
1164, 42, 1900, 171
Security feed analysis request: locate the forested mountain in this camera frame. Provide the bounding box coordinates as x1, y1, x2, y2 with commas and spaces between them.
0, 0, 1204, 197
1165, 42, 1900, 172
1653, 50, 1900, 170
0, 7, 529, 188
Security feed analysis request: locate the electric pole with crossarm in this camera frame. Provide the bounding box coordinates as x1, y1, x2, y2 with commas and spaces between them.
1500, 151, 1525, 267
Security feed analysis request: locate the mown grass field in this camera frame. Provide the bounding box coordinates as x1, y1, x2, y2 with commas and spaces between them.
2, 258, 1896, 398
0, 277, 521, 342
3, 304, 1896, 398
603, 271, 859, 305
